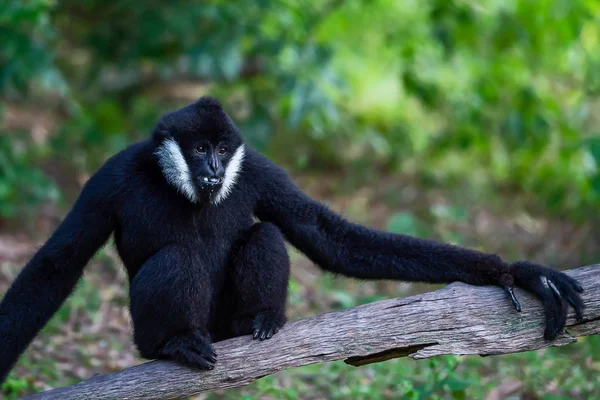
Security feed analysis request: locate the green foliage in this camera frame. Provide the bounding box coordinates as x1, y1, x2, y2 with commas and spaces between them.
0, 0, 65, 95
387, 212, 427, 237
0, 136, 58, 218
1, 0, 599, 217
2, 1, 600, 398
202, 356, 472, 400
198, 336, 600, 399
1, 375, 32, 398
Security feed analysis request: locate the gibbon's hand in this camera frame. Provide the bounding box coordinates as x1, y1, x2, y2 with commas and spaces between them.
502, 261, 584, 340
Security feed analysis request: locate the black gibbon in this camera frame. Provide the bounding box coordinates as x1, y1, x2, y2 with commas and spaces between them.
0, 97, 584, 380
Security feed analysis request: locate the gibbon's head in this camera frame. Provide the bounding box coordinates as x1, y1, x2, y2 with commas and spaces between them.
153, 97, 245, 205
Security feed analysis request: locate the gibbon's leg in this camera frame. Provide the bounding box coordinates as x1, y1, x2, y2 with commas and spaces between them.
228, 222, 290, 340
129, 245, 217, 370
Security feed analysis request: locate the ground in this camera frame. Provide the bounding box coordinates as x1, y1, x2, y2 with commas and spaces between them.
1, 174, 599, 399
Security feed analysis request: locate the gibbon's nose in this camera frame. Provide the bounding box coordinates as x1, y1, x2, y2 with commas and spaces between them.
207, 158, 225, 179
207, 155, 222, 174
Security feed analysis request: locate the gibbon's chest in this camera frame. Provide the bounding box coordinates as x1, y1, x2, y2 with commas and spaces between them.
115, 185, 254, 273
113, 153, 257, 267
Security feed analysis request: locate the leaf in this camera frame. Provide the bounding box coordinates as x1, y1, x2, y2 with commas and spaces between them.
591, 175, 600, 195
586, 136, 600, 163
430, 205, 468, 223
445, 377, 472, 392
451, 390, 467, 400
219, 42, 242, 80
331, 291, 355, 309
288, 83, 307, 128
386, 212, 421, 236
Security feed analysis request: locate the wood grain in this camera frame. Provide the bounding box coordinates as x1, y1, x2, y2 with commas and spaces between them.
24, 265, 600, 400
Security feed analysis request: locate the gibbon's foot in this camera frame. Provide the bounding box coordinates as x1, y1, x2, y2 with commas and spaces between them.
158, 330, 217, 370
501, 261, 584, 340
252, 312, 286, 341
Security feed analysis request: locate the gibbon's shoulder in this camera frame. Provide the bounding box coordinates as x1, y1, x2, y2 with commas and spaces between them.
79, 140, 158, 199
240, 146, 286, 176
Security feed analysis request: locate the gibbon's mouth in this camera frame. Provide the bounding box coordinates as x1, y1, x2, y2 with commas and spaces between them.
199, 176, 222, 186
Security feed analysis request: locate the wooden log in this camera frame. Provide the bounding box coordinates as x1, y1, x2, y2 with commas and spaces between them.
24, 265, 600, 400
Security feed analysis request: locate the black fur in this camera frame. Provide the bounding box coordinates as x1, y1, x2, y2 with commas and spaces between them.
0, 97, 585, 380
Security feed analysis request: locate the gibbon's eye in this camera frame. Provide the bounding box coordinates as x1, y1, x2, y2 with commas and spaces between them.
196, 146, 207, 154
218, 147, 227, 156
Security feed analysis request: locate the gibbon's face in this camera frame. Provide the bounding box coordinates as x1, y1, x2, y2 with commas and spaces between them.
153, 98, 245, 205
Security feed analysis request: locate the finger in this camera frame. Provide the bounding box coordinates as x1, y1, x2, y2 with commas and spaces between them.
565, 275, 584, 292
568, 296, 584, 321
204, 354, 217, 364
543, 301, 561, 340
562, 287, 584, 321
557, 299, 568, 337
545, 296, 567, 340
189, 347, 217, 364
538, 287, 561, 340
253, 329, 260, 340
504, 285, 521, 312
266, 328, 274, 340
259, 329, 268, 341
552, 278, 585, 322
520, 276, 563, 340
544, 277, 568, 339
190, 332, 217, 356
196, 358, 215, 370
178, 350, 215, 370
548, 279, 562, 300
547, 278, 567, 335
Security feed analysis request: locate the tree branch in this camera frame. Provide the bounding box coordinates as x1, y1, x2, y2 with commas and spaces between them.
24, 265, 600, 400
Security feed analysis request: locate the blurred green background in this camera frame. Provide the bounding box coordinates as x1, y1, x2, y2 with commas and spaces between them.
1, 0, 600, 399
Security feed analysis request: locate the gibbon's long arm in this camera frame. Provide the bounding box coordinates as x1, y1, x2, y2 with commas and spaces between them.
0, 178, 114, 382
251, 150, 584, 340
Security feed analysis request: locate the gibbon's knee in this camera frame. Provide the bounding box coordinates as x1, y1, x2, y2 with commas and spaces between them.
230, 223, 289, 310
129, 246, 211, 357
228, 223, 290, 340
232, 222, 289, 277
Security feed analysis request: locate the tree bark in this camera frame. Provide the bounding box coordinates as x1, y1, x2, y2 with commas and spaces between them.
24, 264, 600, 400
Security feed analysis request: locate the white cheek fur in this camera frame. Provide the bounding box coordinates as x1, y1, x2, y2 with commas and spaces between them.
213, 144, 245, 205
155, 138, 199, 203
